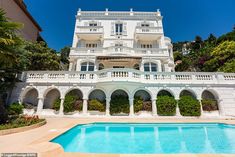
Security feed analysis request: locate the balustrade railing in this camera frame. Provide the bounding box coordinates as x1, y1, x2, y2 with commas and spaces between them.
21, 69, 235, 85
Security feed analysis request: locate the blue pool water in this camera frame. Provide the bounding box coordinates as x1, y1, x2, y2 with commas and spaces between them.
51, 123, 235, 154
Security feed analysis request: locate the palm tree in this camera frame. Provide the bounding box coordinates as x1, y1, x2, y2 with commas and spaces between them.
0, 9, 23, 68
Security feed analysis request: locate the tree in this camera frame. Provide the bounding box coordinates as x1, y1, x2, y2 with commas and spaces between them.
192, 35, 203, 51
0, 9, 23, 69
207, 34, 217, 45
203, 41, 235, 72
60, 46, 70, 64
23, 41, 61, 70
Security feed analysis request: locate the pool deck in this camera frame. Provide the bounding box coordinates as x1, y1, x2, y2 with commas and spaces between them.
1, 117, 235, 157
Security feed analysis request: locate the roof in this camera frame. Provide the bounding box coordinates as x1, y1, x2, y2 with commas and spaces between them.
13, 0, 42, 31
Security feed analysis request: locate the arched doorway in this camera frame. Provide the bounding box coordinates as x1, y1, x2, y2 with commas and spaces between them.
201, 90, 219, 112
88, 89, 106, 115
22, 88, 39, 109
44, 88, 60, 109
62, 89, 83, 113
134, 90, 152, 114
110, 90, 129, 116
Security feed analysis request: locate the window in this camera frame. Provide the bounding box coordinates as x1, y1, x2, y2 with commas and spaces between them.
141, 24, 149, 27
134, 64, 140, 70
89, 23, 97, 27
98, 63, 104, 70
141, 44, 152, 48
81, 62, 94, 71
86, 43, 97, 48
144, 63, 158, 72
115, 23, 123, 35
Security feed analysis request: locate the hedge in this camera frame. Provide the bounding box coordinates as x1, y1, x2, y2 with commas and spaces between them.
157, 96, 177, 116
178, 96, 201, 116
202, 99, 218, 111
134, 96, 143, 113
88, 99, 105, 112
110, 95, 129, 115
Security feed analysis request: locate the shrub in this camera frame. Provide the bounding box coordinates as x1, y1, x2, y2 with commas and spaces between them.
134, 96, 143, 113
202, 99, 218, 111
53, 95, 82, 113
7, 102, 24, 115
110, 95, 129, 115
143, 101, 152, 111
157, 96, 177, 116
134, 97, 152, 113
88, 99, 105, 112
178, 96, 201, 116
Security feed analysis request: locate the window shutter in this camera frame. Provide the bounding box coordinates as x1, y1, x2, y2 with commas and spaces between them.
123, 22, 127, 35
111, 22, 115, 35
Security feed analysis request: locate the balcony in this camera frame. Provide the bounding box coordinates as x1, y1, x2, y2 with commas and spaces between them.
20, 69, 235, 85
70, 47, 169, 57
76, 26, 104, 40
135, 26, 163, 41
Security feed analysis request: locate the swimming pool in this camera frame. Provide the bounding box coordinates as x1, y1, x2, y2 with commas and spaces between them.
51, 123, 235, 154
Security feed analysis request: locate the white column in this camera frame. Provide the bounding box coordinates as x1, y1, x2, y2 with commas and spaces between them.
199, 99, 204, 117
129, 98, 134, 116
152, 98, 157, 116
59, 98, 65, 115
218, 99, 225, 116
106, 97, 111, 116
36, 97, 44, 114
69, 62, 73, 71
83, 99, 88, 115
176, 99, 181, 116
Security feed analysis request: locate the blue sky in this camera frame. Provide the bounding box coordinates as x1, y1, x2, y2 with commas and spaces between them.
24, 0, 235, 51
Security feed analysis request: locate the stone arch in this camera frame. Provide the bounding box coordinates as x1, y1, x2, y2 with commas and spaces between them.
22, 88, 39, 107
109, 88, 131, 98
134, 90, 151, 101
201, 89, 219, 111
110, 89, 130, 115
179, 89, 197, 99
64, 88, 83, 100
88, 89, 106, 101
43, 88, 61, 109
63, 88, 84, 112
157, 89, 175, 98
134, 89, 152, 113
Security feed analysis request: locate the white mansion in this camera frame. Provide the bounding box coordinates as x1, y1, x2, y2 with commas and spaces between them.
11, 9, 235, 117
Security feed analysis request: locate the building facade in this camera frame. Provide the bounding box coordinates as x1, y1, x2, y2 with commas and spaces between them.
10, 9, 235, 117
0, 0, 42, 41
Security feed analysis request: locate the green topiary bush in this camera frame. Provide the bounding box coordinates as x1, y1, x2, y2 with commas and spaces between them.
202, 99, 218, 111
157, 96, 177, 116
178, 96, 201, 116
88, 99, 105, 112
7, 102, 24, 115
110, 95, 129, 115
